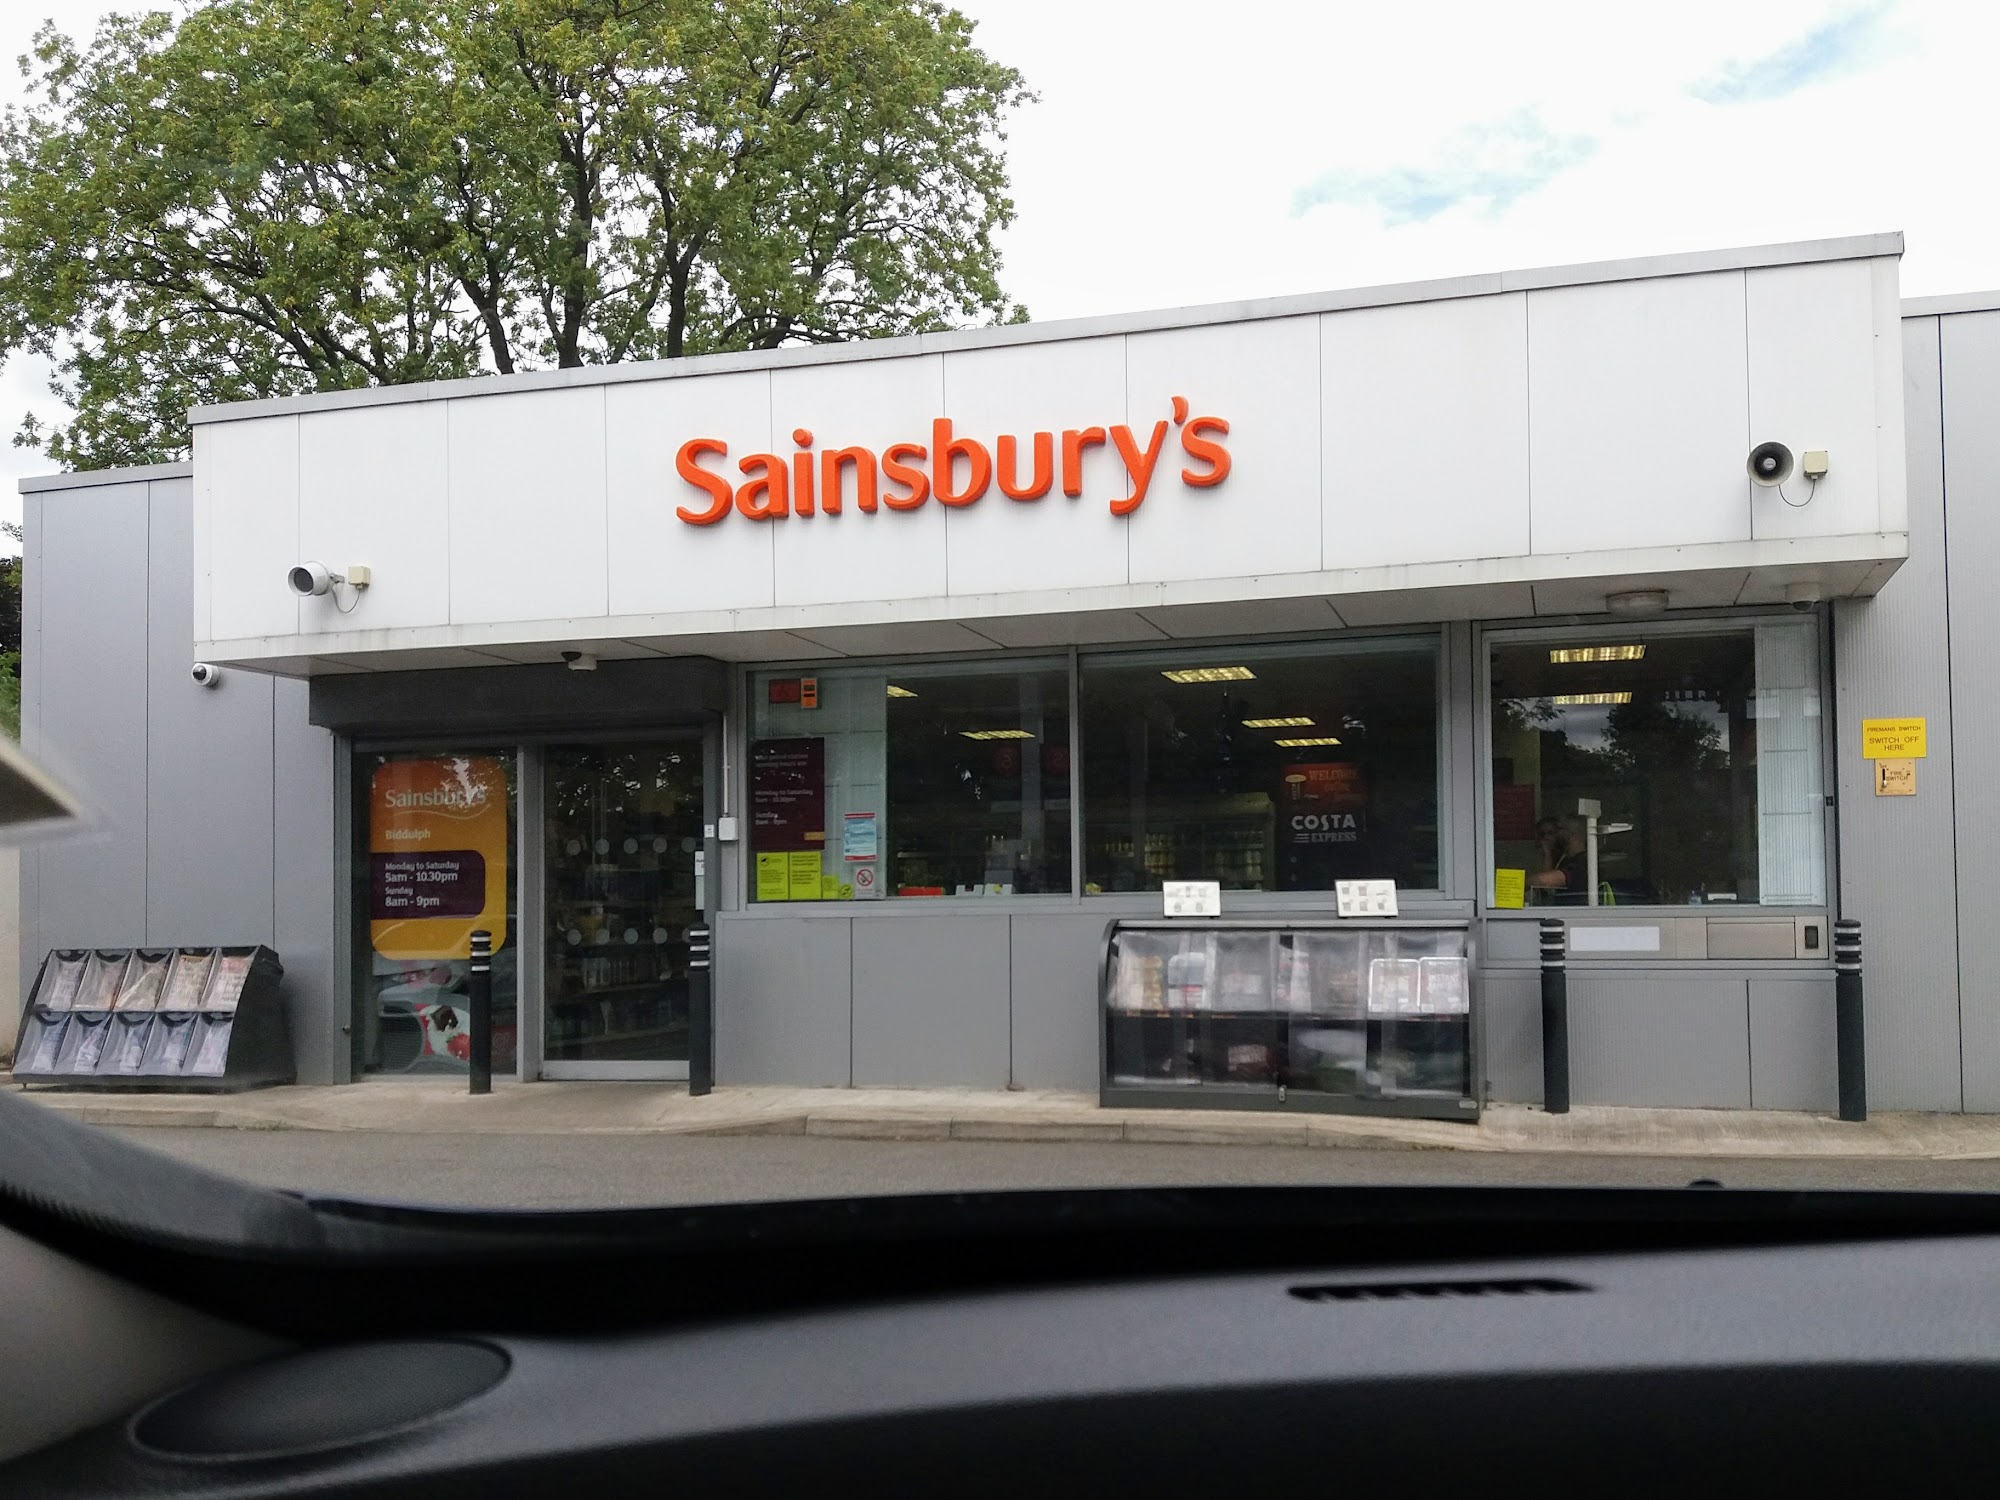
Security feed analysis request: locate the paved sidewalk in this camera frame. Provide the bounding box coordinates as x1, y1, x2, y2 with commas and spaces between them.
12, 1077, 2000, 1160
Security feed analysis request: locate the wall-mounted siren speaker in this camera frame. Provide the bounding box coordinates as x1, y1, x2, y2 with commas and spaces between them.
1746, 441, 1794, 488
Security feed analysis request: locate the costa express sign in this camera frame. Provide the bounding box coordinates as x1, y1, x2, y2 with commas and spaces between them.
674, 395, 1229, 525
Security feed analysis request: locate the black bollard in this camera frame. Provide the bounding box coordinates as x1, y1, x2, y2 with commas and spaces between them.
1834, 919, 1866, 1122
688, 925, 712, 1097
468, 928, 492, 1096
1540, 919, 1570, 1115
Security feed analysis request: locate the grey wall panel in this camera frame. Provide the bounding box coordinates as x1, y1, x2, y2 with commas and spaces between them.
1567, 975, 1750, 1108
144, 480, 276, 947
1008, 913, 1107, 1091
272, 678, 342, 1084
852, 915, 1010, 1087
32, 482, 151, 950
714, 914, 851, 1085
1748, 974, 1838, 1111
18, 493, 42, 1017
1833, 316, 1962, 1111
1443, 621, 1479, 901
1941, 312, 2000, 1110
1478, 971, 1542, 1104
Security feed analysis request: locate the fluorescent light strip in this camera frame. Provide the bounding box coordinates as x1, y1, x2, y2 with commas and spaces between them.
1274, 736, 1343, 747
1550, 692, 1632, 706
886, 684, 917, 698
1242, 716, 1314, 729
1549, 644, 1647, 664
1161, 666, 1256, 683
960, 729, 1036, 740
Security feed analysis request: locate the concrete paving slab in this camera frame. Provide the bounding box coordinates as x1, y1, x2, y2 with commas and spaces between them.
16, 1078, 2000, 1160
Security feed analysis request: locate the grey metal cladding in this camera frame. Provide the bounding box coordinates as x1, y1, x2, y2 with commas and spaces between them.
309, 656, 730, 738
1748, 974, 1839, 1111
1478, 970, 1543, 1105
1007, 913, 1109, 1091
1941, 310, 2000, 1110
1566, 975, 1751, 1108
274, 676, 343, 1084
145, 478, 277, 947
713, 914, 852, 1086
1832, 316, 1963, 1111
852, 915, 1009, 1087
32, 481, 151, 949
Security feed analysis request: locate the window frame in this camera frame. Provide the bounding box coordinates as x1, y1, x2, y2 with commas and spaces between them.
1474, 610, 1834, 918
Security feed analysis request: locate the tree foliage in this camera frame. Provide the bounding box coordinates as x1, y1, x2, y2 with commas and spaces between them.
0, 0, 1029, 467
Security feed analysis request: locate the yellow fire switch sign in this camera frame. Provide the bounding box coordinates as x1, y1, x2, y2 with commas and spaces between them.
1861, 717, 1927, 759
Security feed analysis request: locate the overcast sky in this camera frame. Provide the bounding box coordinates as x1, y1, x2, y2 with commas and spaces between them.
3, 0, 1995, 532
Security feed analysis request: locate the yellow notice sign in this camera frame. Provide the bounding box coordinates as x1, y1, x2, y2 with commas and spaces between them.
1493, 868, 1527, 910
754, 852, 789, 902
788, 850, 824, 901
1862, 717, 1927, 759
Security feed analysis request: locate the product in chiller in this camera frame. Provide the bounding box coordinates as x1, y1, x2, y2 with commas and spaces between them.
77, 952, 129, 1010
114, 954, 169, 1010
160, 950, 216, 1010
39, 953, 87, 1010
203, 952, 253, 1010
190, 1022, 232, 1076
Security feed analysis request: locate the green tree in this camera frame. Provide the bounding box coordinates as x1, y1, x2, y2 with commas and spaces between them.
0, 0, 1029, 468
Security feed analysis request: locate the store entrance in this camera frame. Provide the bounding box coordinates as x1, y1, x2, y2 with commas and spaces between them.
539, 739, 705, 1079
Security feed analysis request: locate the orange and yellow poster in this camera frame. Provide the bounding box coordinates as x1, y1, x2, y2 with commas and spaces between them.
368, 757, 509, 960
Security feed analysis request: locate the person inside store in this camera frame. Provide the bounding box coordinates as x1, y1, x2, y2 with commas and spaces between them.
1528, 815, 1590, 905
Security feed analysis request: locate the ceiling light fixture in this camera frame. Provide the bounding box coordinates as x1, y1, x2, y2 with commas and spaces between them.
1161, 666, 1256, 683
886, 684, 917, 698
1548, 644, 1646, 664
959, 729, 1036, 741
1242, 716, 1315, 729
1274, 736, 1344, 747
1551, 692, 1633, 706
1606, 589, 1669, 617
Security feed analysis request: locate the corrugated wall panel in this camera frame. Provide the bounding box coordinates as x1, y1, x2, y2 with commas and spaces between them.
32, 482, 151, 951
1941, 312, 2000, 1109
144, 479, 277, 947
1833, 317, 1962, 1111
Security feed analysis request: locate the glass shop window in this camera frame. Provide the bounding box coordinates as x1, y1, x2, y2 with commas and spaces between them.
749, 660, 1072, 901
1488, 620, 1825, 909
1079, 638, 1441, 894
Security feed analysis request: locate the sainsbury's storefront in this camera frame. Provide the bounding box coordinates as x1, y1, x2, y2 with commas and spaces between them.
24, 228, 2000, 1112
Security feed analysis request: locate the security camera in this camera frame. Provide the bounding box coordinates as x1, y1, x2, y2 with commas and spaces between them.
288, 562, 371, 598
190, 663, 222, 689
288, 562, 339, 597
1784, 581, 1821, 613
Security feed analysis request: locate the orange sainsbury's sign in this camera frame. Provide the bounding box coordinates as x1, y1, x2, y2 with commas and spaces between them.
674, 395, 1229, 525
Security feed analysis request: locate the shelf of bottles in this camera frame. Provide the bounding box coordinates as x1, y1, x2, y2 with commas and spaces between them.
1099, 919, 1476, 1121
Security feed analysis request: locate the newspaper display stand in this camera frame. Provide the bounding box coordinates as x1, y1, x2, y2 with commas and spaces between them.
1100, 918, 1478, 1122
11, 945, 292, 1092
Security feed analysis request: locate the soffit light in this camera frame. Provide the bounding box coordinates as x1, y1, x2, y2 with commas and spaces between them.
960, 729, 1036, 740
1162, 666, 1256, 683
1548, 645, 1646, 664
886, 684, 917, 698
1242, 716, 1314, 729
1551, 692, 1633, 706
1606, 589, 1669, 617
1274, 736, 1343, 747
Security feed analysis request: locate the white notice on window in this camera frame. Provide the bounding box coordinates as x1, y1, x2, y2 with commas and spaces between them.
1163, 880, 1221, 918
1336, 880, 1398, 918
